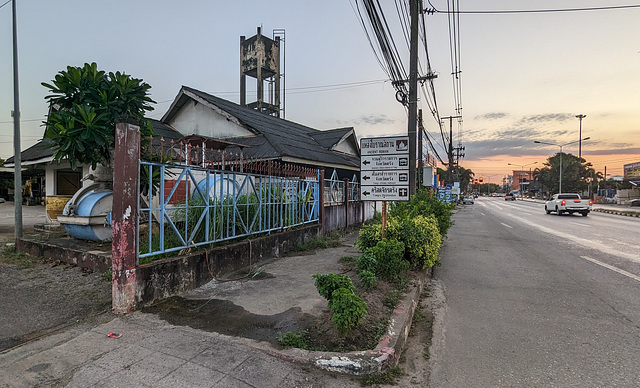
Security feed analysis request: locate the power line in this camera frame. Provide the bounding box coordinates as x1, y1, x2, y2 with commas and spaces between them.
426, 2, 640, 14
0, 0, 11, 10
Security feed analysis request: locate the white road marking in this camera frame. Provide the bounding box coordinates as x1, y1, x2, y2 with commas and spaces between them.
605, 238, 640, 251
568, 221, 588, 227
520, 211, 533, 216
480, 212, 485, 216
500, 222, 513, 229
581, 256, 640, 283
501, 212, 640, 263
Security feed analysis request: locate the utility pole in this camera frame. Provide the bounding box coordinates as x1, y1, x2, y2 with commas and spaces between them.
407, 0, 419, 196
418, 109, 423, 188
442, 115, 461, 183
454, 143, 465, 180
12, 0, 23, 239
576, 114, 586, 159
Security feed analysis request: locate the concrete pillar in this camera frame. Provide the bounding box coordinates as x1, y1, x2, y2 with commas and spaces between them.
112, 122, 140, 314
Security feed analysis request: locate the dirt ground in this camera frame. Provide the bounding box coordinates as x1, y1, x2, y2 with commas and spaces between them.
0, 252, 112, 353
0, 203, 111, 353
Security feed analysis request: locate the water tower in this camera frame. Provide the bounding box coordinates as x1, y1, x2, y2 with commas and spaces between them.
240, 27, 281, 117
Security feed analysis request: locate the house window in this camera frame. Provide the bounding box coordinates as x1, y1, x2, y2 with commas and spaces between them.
56, 170, 81, 195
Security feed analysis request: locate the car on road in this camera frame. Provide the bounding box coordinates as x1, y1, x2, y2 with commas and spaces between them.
463, 195, 474, 205
505, 193, 516, 201
545, 193, 592, 216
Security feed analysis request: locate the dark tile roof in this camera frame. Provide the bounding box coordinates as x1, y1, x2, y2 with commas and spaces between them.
6, 138, 55, 164
6, 119, 182, 165
174, 86, 360, 169
310, 127, 354, 150
150, 119, 183, 141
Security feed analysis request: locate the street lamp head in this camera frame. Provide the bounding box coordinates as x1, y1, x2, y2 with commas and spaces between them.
583, 136, 591, 141
533, 141, 541, 144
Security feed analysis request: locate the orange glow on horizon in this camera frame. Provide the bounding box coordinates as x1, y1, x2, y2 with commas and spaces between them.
461, 153, 640, 182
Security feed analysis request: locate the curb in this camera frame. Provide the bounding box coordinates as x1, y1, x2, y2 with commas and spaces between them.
244, 271, 429, 375
593, 208, 640, 217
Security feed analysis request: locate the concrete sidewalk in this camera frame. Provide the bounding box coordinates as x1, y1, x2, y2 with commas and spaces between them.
0, 313, 350, 388
0, 231, 425, 387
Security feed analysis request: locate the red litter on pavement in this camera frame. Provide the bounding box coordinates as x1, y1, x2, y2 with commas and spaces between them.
108, 332, 123, 339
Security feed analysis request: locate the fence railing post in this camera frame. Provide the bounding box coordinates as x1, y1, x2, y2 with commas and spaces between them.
319, 169, 325, 236
112, 121, 140, 314
344, 178, 350, 228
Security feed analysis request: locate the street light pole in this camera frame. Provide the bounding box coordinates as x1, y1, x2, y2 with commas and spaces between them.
12, 0, 23, 239
576, 114, 586, 159
534, 137, 590, 194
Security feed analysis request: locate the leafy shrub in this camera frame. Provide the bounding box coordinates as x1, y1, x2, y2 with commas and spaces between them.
312, 273, 355, 301
358, 270, 377, 290
368, 238, 408, 281
329, 288, 368, 336
356, 222, 383, 252
356, 250, 378, 274
387, 215, 442, 269
389, 188, 454, 237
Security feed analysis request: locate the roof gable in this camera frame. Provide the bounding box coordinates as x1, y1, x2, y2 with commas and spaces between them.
161, 86, 360, 169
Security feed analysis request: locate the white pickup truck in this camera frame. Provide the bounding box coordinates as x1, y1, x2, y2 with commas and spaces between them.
545, 193, 593, 216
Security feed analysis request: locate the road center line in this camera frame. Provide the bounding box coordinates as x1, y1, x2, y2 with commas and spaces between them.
500, 222, 513, 229
581, 256, 640, 283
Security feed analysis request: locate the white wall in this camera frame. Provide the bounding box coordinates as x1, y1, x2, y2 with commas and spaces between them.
169, 100, 253, 139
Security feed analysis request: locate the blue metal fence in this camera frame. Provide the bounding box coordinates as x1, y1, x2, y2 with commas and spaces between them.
138, 161, 320, 260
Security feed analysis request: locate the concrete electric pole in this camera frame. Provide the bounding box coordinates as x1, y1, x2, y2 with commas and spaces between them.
407, 0, 419, 196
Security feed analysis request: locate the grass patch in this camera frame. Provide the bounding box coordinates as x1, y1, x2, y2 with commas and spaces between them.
290, 231, 342, 253
360, 366, 404, 386
338, 255, 357, 264
101, 268, 113, 282
277, 329, 310, 349
383, 289, 403, 309
1, 246, 44, 269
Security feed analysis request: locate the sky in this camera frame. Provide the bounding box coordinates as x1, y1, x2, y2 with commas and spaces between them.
1, 0, 639, 181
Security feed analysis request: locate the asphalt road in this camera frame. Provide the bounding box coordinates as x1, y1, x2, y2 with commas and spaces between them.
0, 202, 46, 243
430, 197, 640, 387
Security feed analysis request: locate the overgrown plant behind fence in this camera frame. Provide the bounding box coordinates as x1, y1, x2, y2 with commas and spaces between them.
138, 137, 320, 262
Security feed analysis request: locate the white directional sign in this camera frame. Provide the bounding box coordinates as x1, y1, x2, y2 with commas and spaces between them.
360, 136, 409, 156
360, 136, 410, 201
361, 155, 409, 170
361, 170, 409, 186
361, 185, 409, 201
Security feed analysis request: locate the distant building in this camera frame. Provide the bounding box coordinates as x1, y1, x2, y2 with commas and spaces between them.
623, 162, 640, 180
511, 170, 535, 193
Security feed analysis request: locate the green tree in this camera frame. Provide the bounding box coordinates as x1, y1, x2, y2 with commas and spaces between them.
42, 62, 155, 169
535, 153, 600, 195
437, 166, 474, 192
